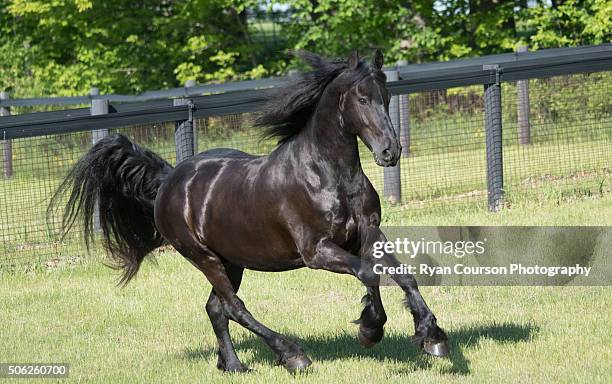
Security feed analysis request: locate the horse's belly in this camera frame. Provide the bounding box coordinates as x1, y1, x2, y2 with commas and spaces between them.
206, 222, 304, 271
200, 191, 304, 271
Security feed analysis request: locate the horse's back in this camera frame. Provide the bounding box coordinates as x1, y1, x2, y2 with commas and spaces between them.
160, 147, 259, 189
155, 147, 263, 240
198, 148, 258, 160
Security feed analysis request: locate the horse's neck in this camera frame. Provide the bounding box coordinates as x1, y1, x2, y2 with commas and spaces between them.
294, 100, 363, 179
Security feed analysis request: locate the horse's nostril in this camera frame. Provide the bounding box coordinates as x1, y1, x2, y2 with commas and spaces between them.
381, 149, 392, 161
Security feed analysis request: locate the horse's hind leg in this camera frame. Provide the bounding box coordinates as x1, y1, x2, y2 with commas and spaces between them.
181, 244, 312, 372
205, 264, 246, 372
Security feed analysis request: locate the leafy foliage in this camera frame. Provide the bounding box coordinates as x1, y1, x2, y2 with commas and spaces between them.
0, 0, 282, 96
280, 0, 611, 63
0, 0, 610, 97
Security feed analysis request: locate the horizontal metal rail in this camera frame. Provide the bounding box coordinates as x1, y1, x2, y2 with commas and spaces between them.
1, 44, 611, 140
0, 89, 271, 139
0, 77, 283, 108
394, 44, 612, 93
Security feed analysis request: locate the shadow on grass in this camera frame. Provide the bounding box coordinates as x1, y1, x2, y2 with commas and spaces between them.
182, 322, 538, 375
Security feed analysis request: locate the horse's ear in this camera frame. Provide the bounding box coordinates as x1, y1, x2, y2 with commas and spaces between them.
373, 49, 384, 69
348, 51, 360, 70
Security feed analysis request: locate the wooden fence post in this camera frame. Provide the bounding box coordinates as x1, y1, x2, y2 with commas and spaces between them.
184, 79, 198, 155
483, 65, 504, 212
0, 92, 13, 179
90, 87, 109, 232
174, 80, 196, 164
516, 45, 531, 145
396, 60, 410, 157
90, 87, 109, 144
383, 67, 401, 204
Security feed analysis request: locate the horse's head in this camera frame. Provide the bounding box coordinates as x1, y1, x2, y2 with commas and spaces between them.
339, 50, 401, 167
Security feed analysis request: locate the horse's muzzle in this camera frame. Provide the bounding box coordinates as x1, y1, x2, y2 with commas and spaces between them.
373, 142, 402, 167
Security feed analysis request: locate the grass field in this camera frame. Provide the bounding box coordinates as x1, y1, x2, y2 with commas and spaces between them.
1, 194, 611, 383
1, 76, 611, 382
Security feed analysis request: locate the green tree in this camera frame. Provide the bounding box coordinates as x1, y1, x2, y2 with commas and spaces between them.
524, 0, 612, 49
0, 0, 282, 97
0, 0, 609, 97
276, 0, 524, 64
278, 0, 611, 64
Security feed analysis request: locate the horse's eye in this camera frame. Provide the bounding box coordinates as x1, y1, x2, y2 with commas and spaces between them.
358, 97, 368, 105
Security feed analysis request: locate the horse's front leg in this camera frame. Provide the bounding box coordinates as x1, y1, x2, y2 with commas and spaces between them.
355, 285, 387, 348
363, 227, 450, 357
302, 239, 387, 347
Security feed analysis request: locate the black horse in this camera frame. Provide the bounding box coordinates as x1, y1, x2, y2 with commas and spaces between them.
51, 50, 449, 372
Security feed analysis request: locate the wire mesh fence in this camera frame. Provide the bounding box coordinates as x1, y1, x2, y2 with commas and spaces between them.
399, 86, 487, 204
1, 69, 611, 269
384, 71, 611, 213
501, 72, 612, 204
0, 123, 177, 270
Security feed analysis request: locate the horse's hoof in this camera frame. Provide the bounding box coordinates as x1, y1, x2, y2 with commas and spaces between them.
422, 339, 450, 358
283, 355, 312, 372
225, 364, 250, 373
217, 360, 249, 373
358, 331, 378, 348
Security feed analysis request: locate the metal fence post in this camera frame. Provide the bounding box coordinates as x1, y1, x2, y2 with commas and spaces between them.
0, 92, 13, 179
483, 65, 504, 212
174, 81, 196, 164
383, 67, 401, 204
90, 87, 109, 232
396, 60, 410, 157
516, 45, 531, 145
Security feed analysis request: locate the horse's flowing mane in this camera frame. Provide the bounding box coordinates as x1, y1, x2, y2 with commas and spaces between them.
255, 51, 367, 144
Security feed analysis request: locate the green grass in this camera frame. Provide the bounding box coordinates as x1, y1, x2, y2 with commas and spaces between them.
1, 196, 611, 383
382, 192, 612, 226
1, 87, 611, 382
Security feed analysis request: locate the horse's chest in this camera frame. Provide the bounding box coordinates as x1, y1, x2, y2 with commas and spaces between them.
322, 193, 361, 247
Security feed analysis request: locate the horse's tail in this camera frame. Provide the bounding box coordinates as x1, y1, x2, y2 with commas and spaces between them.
48, 133, 173, 285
